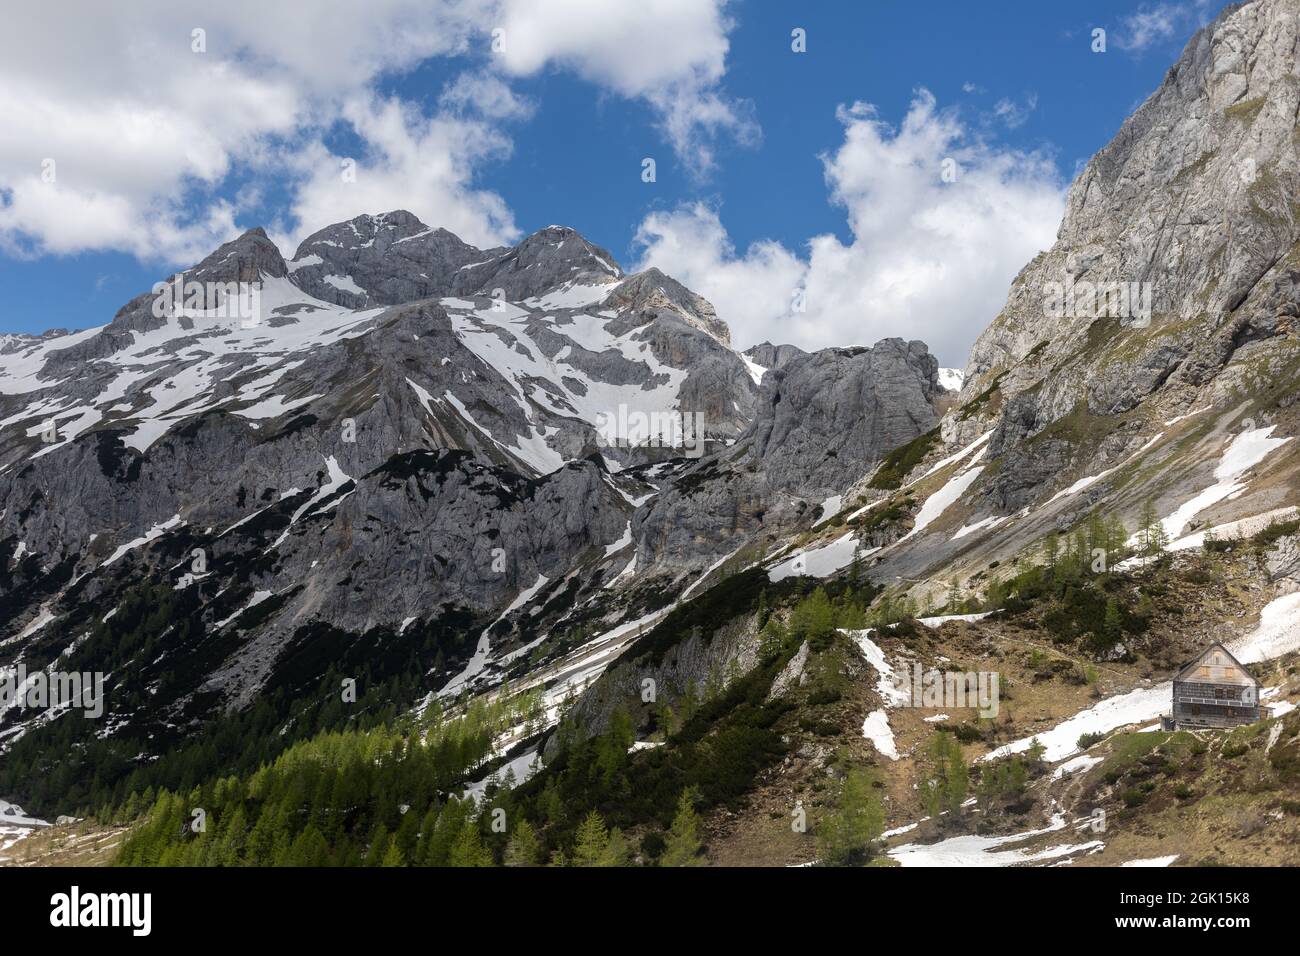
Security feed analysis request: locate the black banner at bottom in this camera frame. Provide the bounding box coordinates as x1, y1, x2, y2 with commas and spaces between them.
0, 865, 1279, 942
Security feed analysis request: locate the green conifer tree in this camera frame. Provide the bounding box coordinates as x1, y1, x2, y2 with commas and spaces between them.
572, 810, 611, 867
660, 789, 704, 866
817, 768, 884, 866
504, 819, 542, 867
448, 817, 491, 867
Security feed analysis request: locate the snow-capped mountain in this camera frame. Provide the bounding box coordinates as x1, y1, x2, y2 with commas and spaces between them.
0, 210, 942, 735
0, 215, 756, 480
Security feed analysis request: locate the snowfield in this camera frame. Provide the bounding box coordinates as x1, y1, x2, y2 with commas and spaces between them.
0, 276, 384, 459
768, 533, 873, 583
902, 465, 985, 541
0, 798, 49, 859
439, 573, 550, 699
888, 812, 1103, 867
861, 709, 900, 760
1158, 425, 1291, 541
0, 263, 734, 482
846, 629, 908, 758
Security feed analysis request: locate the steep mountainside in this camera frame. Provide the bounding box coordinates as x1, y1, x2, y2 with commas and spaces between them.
635, 340, 941, 572
805, 0, 1300, 611
0, 211, 942, 792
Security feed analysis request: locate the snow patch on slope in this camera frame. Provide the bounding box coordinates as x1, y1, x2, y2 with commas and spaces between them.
1159, 426, 1291, 540
984, 591, 1300, 763
439, 574, 550, 698
768, 533, 872, 583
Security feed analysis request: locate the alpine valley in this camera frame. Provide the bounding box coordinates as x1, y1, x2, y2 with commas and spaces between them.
3, 0, 1300, 869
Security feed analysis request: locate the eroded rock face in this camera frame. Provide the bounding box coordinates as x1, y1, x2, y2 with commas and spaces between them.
470, 225, 623, 302
601, 268, 731, 345
0, 211, 769, 725
288, 215, 630, 310
289, 211, 498, 309
635, 338, 942, 571
965, 0, 1299, 424
909, 0, 1300, 535
1266, 534, 1300, 582
767, 640, 810, 701
746, 340, 940, 495
544, 610, 762, 757
744, 342, 806, 374
198, 450, 633, 707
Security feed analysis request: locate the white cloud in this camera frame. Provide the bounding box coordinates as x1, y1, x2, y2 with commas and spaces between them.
274, 95, 519, 254
633, 90, 1066, 368
1119, 6, 1182, 51
993, 94, 1038, 129
650, 86, 760, 176
0, 0, 748, 263
488, 0, 755, 174
1116, 1, 1215, 53
440, 73, 535, 121
634, 203, 806, 333
0, 0, 496, 262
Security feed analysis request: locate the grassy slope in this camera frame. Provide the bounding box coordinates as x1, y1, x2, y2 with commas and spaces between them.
1068, 707, 1300, 866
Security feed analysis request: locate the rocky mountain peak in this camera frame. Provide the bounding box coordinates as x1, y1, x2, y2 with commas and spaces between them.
291, 209, 434, 259
478, 224, 623, 302
82, 226, 291, 345
191, 226, 289, 283
514, 224, 620, 271
286, 212, 492, 308
602, 267, 730, 344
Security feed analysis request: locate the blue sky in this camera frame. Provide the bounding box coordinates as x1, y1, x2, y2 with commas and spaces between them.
0, 0, 1218, 364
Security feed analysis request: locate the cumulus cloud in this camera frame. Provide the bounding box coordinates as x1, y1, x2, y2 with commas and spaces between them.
0, 0, 494, 261
273, 95, 519, 253
1118, 6, 1183, 51
487, 0, 756, 174
633, 91, 1066, 368
0, 0, 749, 263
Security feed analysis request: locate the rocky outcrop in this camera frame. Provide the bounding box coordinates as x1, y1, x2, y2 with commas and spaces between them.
289, 211, 497, 308
743, 342, 806, 373
468, 224, 621, 301
1266, 534, 1300, 582
746, 340, 940, 495
766, 640, 809, 701
634, 338, 942, 571
601, 267, 730, 344
966, 0, 1299, 421
543, 607, 761, 757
